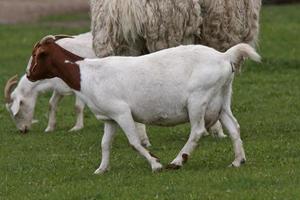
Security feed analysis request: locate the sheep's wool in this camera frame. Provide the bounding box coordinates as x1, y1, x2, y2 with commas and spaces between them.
90, 0, 261, 57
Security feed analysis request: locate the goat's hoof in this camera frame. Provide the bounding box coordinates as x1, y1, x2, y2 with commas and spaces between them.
165, 163, 181, 170
229, 158, 246, 168
152, 163, 163, 172
44, 127, 54, 132
210, 130, 227, 138
69, 126, 83, 132
94, 168, 108, 175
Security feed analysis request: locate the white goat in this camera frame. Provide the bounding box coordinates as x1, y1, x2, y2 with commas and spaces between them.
4, 33, 95, 133
26, 36, 260, 173
4, 33, 151, 147
5, 33, 225, 142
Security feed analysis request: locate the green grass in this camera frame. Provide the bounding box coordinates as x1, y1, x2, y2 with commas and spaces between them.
1, 5, 300, 200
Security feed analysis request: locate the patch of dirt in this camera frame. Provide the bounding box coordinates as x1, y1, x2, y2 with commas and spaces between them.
0, 0, 89, 24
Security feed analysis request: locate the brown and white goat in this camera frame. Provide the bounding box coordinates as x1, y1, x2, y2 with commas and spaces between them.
26, 35, 260, 173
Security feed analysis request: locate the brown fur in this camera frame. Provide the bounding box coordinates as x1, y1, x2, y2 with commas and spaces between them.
27, 37, 84, 91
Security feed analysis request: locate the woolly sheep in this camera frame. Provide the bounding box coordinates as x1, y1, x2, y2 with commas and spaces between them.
90, 0, 261, 57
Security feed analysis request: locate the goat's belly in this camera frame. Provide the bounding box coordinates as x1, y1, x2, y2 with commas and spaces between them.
132, 107, 189, 126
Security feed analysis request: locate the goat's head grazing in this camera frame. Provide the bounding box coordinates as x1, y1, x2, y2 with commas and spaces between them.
4, 75, 36, 133
4, 35, 78, 134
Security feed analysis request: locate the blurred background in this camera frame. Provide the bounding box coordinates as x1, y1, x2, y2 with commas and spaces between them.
0, 0, 89, 24
0, 0, 299, 25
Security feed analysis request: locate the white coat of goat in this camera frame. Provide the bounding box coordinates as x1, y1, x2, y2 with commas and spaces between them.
26, 37, 260, 173
5, 33, 95, 133
4, 33, 151, 146
5, 33, 225, 142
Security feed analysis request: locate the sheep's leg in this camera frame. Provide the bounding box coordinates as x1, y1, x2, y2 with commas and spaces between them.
135, 122, 151, 147
220, 109, 246, 167
208, 120, 227, 138
167, 100, 207, 169
94, 121, 117, 174
116, 111, 162, 172
69, 96, 85, 132
45, 91, 63, 132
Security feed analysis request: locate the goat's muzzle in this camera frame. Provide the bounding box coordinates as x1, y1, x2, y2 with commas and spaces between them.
4, 74, 18, 103
20, 126, 28, 134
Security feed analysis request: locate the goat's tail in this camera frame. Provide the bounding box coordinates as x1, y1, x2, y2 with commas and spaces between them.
224, 43, 261, 71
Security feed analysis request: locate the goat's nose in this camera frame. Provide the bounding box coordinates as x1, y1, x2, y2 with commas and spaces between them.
20, 127, 28, 134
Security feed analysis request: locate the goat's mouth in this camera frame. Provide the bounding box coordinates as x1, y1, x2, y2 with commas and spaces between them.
19, 126, 29, 134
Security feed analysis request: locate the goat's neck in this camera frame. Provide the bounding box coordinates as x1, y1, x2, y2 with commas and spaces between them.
18, 75, 47, 96
51, 45, 83, 91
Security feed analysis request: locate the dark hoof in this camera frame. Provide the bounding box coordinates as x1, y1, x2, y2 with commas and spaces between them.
165, 163, 181, 170
182, 153, 189, 164
240, 159, 246, 165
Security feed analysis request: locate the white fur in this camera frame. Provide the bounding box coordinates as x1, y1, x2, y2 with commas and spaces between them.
9, 33, 96, 133
10, 32, 224, 142
8, 32, 152, 146
69, 43, 260, 173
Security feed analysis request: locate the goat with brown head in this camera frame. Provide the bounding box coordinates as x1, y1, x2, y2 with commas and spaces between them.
5, 34, 92, 134
27, 35, 83, 91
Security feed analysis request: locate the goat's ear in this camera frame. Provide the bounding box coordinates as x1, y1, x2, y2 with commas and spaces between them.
10, 97, 21, 116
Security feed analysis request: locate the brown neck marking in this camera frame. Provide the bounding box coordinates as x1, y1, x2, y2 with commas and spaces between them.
50, 43, 84, 91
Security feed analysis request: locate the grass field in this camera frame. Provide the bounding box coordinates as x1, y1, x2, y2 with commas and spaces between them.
1, 4, 300, 200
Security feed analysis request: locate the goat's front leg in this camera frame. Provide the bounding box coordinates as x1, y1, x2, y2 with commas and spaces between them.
45, 91, 63, 132
115, 110, 162, 172
94, 121, 117, 174
220, 109, 246, 167
135, 122, 151, 147
69, 96, 85, 132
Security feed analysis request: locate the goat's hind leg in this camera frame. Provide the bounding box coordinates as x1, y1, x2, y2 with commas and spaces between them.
220, 109, 246, 167
69, 96, 85, 132
45, 91, 63, 132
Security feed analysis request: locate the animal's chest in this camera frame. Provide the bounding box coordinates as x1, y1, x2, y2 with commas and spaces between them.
74, 91, 104, 116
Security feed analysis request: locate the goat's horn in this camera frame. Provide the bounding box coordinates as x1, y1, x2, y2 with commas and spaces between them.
54, 34, 74, 41
40, 35, 56, 44
4, 74, 18, 103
